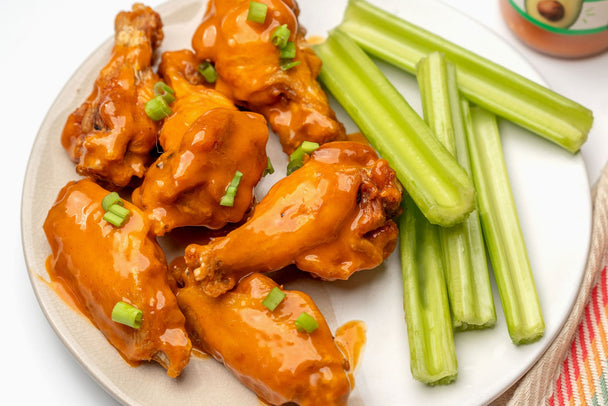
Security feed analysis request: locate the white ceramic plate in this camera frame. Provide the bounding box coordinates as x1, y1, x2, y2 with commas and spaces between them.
22, 0, 592, 405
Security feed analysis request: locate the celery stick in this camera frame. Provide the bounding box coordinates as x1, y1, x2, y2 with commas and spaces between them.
313, 29, 475, 227
417, 53, 496, 330
463, 104, 544, 344
400, 197, 458, 385
339, 0, 593, 153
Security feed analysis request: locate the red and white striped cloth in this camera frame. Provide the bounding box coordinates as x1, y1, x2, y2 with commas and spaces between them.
497, 164, 608, 405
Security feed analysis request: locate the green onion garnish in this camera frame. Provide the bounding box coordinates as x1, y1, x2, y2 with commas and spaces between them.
103, 211, 126, 227
289, 141, 319, 162
111, 301, 143, 329
295, 311, 319, 333
153, 81, 175, 104
102, 192, 123, 212
247, 1, 267, 24
101, 193, 130, 227
286, 141, 318, 175
108, 203, 130, 220
263, 158, 275, 176
279, 60, 300, 71
262, 287, 286, 311
271, 24, 291, 48
145, 95, 172, 121
286, 159, 302, 175
279, 41, 296, 59
197, 61, 217, 84
220, 170, 244, 207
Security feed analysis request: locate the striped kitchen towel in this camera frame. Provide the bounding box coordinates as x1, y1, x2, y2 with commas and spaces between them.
549, 265, 608, 406
496, 163, 608, 406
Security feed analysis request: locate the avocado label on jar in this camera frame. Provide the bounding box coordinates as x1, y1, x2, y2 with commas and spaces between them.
508, 0, 608, 34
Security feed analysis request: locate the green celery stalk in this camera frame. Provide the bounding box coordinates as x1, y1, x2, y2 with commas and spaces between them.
400, 197, 458, 385
416, 52, 496, 330
338, 0, 593, 153
463, 104, 544, 344
313, 29, 475, 227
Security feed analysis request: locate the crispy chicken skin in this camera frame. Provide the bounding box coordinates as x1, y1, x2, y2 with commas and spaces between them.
176, 272, 352, 406
131, 108, 269, 235
43, 179, 191, 377
61, 4, 163, 188
157, 49, 237, 152
184, 141, 402, 297
192, 0, 345, 154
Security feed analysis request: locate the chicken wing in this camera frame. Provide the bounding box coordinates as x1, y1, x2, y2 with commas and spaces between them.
191, 0, 345, 154
61, 4, 163, 188
43, 178, 191, 377
176, 272, 357, 405
183, 141, 402, 297
131, 107, 269, 235
156, 49, 237, 152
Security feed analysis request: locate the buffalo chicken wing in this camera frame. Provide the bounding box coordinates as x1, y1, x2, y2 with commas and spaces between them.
192, 0, 345, 154
156, 49, 237, 152
61, 4, 164, 188
132, 108, 269, 235
176, 272, 356, 406
183, 141, 402, 297
43, 179, 191, 377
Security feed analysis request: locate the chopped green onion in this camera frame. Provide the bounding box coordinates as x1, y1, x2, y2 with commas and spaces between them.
416, 52, 496, 330
102, 192, 123, 212
289, 141, 319, 162
197, 61, 217, 84
145, 95, 172, 121
313, 29, 475, 227
279, 60, 300, 71
463, 104, 544, 344
220, 170, 244, 207
263, 158, 275, 176
247, 1, 267, 24
279, 41, 296, 59
262, 287, 286, 311
295, 311, 319, 333
108, 203, 130, 220
400, 197, 458, 385
111, 301, 143, 329
153, 81, 175, 96
286, 159, 303, 175
153, 81, 175, 104
271, 24, 291, 48
338, 0, 592, 153
103, 211, 127, 227
286, 141, 318, 175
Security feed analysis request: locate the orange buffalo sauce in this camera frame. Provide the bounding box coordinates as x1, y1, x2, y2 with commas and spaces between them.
43, 256, 87, 316
334, 320, 367, 388
43, 179, 192, 377
500, 0, 608, 58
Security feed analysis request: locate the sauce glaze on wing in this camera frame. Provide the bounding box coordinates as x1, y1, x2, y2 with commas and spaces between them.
61, 4, 163, 188
176, 272, 361, 406
156, 49, 238, 152
184, 141, 403, 297
132, 107, 269, 235
43, 178, 191, 377
192, 0, 346, 154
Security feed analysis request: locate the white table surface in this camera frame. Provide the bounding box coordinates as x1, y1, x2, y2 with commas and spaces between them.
2, 0, 606, 404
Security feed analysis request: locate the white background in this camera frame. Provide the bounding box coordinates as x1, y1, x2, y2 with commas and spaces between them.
2, 0, 606, 404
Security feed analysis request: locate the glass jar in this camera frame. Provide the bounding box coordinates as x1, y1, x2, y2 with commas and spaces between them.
499, 0, 608, 58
